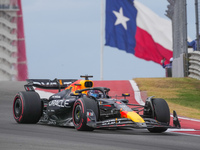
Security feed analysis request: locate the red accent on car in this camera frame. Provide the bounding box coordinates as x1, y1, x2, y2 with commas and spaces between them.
103, 105, 112, 107
120, 111, 128, 118
87, 117, 91, 122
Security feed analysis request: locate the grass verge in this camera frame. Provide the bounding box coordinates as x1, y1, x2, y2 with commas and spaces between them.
134, 77, 200, 119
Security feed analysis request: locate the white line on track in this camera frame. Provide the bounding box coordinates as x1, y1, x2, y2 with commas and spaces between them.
129, 80, 145, 105
177, 116, 200, 122
167, 130, 200, 137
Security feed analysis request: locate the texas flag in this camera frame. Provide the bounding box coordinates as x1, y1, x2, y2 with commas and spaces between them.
105, 0, 173, 65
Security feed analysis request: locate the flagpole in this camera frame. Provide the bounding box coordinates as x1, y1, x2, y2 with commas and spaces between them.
100, 0, 104, 80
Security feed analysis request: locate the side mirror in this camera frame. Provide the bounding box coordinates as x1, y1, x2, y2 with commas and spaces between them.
122, 93, 130, 98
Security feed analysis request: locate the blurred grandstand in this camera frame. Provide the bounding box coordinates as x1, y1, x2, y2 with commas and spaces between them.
0, 0, 27, 81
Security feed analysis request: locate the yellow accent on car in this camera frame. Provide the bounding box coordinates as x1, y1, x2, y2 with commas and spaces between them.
124, 93, 129, 95
59, 80, 63, 86
127, 112, 145, 123
65, 80, 94, 94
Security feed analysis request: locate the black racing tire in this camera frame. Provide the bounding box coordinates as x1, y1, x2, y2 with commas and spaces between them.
72, 97, 99, 131
148, 98, 170, 133
13, 91, 42, 123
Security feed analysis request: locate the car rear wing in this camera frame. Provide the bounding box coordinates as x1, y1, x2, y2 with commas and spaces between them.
25, 78, 77, 92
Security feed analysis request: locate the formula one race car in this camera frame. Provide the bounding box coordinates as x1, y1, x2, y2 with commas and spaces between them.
13, 75, 181, 133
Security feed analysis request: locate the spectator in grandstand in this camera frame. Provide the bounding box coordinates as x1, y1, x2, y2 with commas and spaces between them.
161, 57, 173, 68
161, 57, 173, 77
188, 35, 200, 51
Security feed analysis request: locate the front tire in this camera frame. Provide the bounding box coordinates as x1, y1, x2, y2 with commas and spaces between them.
147, 98, 170, 133
13, 91, 42, 123
72, 97, 99, 131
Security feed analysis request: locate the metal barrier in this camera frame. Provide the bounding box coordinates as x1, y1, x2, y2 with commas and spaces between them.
188, 51, 200, 80
166, 0, 188, 77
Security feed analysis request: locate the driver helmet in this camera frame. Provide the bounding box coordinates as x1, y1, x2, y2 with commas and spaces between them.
87, 90, 99, 98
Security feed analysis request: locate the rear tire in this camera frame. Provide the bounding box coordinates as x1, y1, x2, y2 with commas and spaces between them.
13, 91, 42, 123
147, 98, 170, 133
72, 97, 99, 131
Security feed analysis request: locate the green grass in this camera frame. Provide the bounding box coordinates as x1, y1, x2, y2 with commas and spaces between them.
134, 77, 200, 119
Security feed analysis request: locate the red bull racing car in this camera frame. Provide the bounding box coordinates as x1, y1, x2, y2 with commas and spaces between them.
13, 75, 181, 133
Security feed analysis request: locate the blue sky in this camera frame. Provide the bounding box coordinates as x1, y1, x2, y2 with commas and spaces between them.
21, 0, 196, 80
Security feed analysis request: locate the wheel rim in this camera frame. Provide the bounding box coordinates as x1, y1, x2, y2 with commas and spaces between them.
14, 98, 22, 118
74, 104, 82, 125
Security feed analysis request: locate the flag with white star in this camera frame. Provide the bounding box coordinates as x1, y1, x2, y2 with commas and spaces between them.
105, 0, 173, 65
105, 0, 137, 54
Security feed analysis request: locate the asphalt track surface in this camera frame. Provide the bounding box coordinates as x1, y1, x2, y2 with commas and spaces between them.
0, 81, 200, 150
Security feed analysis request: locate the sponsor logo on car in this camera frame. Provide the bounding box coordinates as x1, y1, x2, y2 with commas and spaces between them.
49, 100, 69, 107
